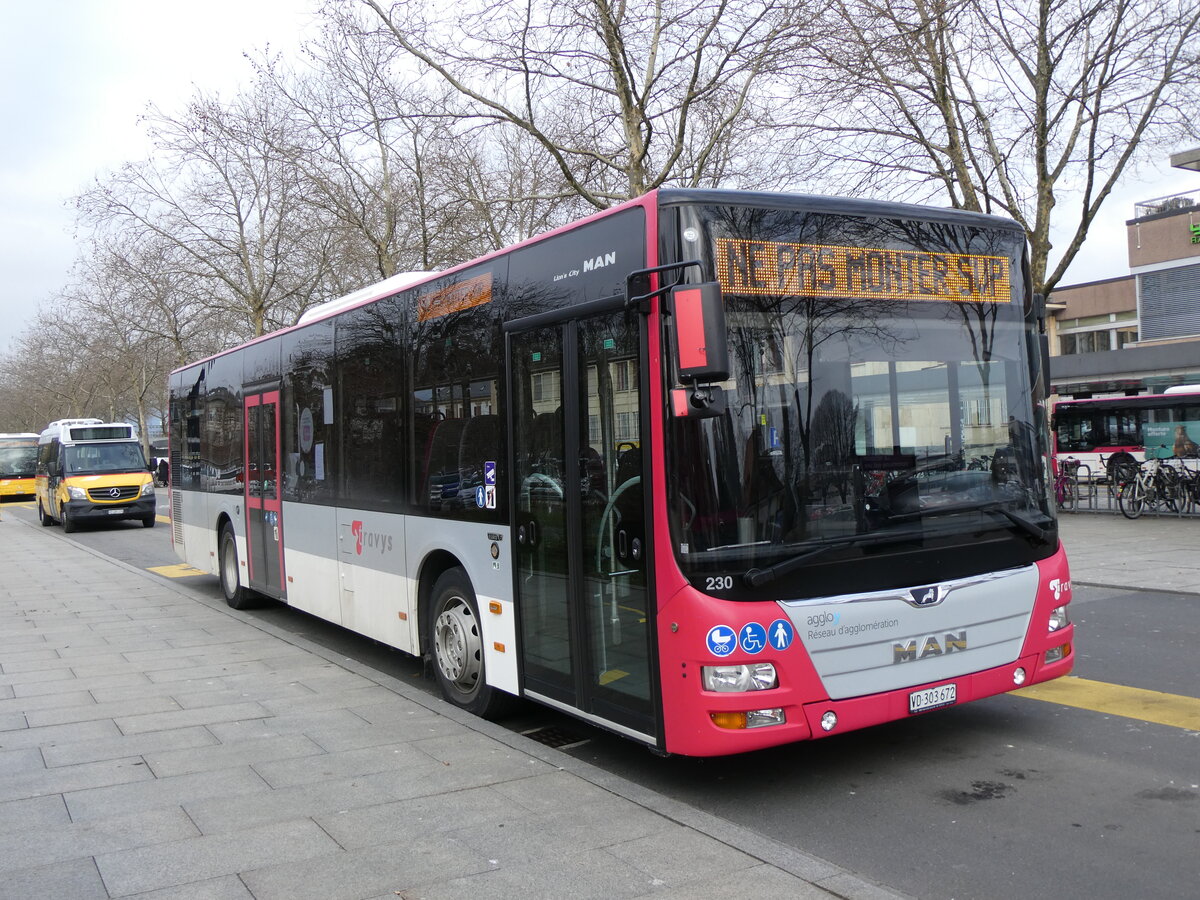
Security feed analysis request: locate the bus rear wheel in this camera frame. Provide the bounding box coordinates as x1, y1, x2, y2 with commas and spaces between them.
219, 524, 256, 610
428, 567, 515, 720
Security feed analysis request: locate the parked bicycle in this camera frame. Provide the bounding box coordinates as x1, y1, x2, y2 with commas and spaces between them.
1054, 457, 1080, 512
1117, 456, 1184, 519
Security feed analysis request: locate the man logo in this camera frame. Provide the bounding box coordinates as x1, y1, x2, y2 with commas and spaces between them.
906, 585, 946, 608
893, 632, 967, 663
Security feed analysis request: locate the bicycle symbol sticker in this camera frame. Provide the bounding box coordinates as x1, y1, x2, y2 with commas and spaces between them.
706, 625, 736, 657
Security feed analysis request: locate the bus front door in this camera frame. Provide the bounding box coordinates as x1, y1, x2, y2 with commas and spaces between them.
243, 390, 286, 599
509, 307, 657, 743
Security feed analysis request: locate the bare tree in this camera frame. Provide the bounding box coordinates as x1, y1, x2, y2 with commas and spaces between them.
75, 86, 336, 339
340, 0, 816, 206
802, 0, 1200, 294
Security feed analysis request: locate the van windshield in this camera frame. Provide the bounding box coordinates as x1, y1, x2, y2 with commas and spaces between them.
63, 442, 148, 475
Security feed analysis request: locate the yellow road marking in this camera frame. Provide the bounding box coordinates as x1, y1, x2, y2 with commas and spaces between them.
147, 563, 207, 578
1016, 676, 1200, 731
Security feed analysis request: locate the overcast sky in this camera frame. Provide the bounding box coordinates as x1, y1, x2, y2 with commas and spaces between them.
1, 1, 1196, 356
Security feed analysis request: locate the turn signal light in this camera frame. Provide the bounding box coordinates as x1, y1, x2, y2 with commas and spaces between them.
711, 711, 747, 729
710, 708, 786, 730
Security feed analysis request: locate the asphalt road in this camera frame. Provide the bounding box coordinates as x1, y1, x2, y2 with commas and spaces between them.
4, 496, 1197, 899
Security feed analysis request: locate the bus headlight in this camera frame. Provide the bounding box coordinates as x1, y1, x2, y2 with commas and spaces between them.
140, 482, 156, 497
67, 486, 87, 500
1049, 605, 1070, 632
702, 662, 777, 692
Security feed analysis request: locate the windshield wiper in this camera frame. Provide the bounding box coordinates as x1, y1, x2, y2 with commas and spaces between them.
888, 501, 1051, 542
743, 531, 920, 588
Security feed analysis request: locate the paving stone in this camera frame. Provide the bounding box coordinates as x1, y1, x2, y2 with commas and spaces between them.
145, 733, 325, 778
392, 845, 654, 900
204, 707, 370, 744
43, 725, 218, 768
184, 774, 404, 835
0, 755, 152, 802
115, 874, 255, 899
251, 740, 431, 788
314, 785, 515, 849
94, 818, 340, 896
25, 694, 181, 728
65, 765, 271, 822
239, 837, 490, 900
113, 700, 270, 735
0, 807, 197, 874
0, 794, 69, 834
13, 671, 150, 699
0, 855, 108, 900
0, 717, 121, 751
0, 746, 45, 775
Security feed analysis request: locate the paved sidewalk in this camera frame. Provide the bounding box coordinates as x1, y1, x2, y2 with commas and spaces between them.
0, 517, 902, 900
1058, 511, 1200, 594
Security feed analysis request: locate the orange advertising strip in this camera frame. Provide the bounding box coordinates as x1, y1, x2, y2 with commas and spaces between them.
416, 273, 493, 322
716, 238, 1011, 303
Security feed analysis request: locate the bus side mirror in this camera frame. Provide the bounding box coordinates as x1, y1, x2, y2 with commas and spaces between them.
668, 282, 729, 417
670, 282, 728, 382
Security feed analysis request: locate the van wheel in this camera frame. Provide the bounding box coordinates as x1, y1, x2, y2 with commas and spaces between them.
61, 505, 77, 533
142, 516, 156, 528
428, 567, 515, 720
38, 500, 53, 527
219, 524, 255, 609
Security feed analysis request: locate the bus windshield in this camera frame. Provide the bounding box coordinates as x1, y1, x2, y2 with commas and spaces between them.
667, 204, 1051, 595
63, 442, 148, 475
0, 443, 38, 477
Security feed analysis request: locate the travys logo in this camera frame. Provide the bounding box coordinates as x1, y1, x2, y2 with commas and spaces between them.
350, 520, 393, 556
1048, 577, 1072, 601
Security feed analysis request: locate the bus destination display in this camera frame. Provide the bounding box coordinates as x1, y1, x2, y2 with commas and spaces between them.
716, 237, 1011, 304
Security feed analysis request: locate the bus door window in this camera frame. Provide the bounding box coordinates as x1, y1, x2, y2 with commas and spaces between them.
512, 326, 570, 699
579, 315, 651, 721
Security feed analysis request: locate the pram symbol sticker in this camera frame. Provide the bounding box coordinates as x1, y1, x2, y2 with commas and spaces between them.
706, 625, 736, 657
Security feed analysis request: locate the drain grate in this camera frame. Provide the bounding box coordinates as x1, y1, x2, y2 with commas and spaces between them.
521, 725, 589, 749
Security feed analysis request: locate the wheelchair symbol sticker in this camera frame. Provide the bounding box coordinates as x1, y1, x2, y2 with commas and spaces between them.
706, 625, 736, 657
768, 618, 795, 650
739, 622, 767, 654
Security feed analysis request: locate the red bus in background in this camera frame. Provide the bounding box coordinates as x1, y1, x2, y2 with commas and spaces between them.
1052, 388, 1200, 481
168, 189, 1073, 756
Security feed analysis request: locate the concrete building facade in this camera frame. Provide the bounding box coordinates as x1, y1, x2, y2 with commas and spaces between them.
1048, 150, 1200, 398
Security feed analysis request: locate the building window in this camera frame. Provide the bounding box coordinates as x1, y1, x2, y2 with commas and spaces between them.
1060, 330, 1110, 355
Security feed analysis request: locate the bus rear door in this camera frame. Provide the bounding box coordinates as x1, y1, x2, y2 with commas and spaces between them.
243, 389, 286, 599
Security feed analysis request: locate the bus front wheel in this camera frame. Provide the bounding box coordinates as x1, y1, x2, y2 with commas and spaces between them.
428, 567, 514, 720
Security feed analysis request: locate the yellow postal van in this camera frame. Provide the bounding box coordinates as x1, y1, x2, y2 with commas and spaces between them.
35, 419, 156, 532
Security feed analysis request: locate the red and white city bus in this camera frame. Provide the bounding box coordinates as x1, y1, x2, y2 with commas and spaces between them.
1051, 388, 1200, 481
168, 188, 1074, 756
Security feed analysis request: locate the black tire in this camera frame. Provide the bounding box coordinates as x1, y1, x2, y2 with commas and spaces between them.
1119, 481, 1145, 520
61, 504, 77, 534
428, 567, 515, 719
142, 516, 157, 528
38, 500, 53, 527
1106, 451, 1138, 486
218, 523, 256, 610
